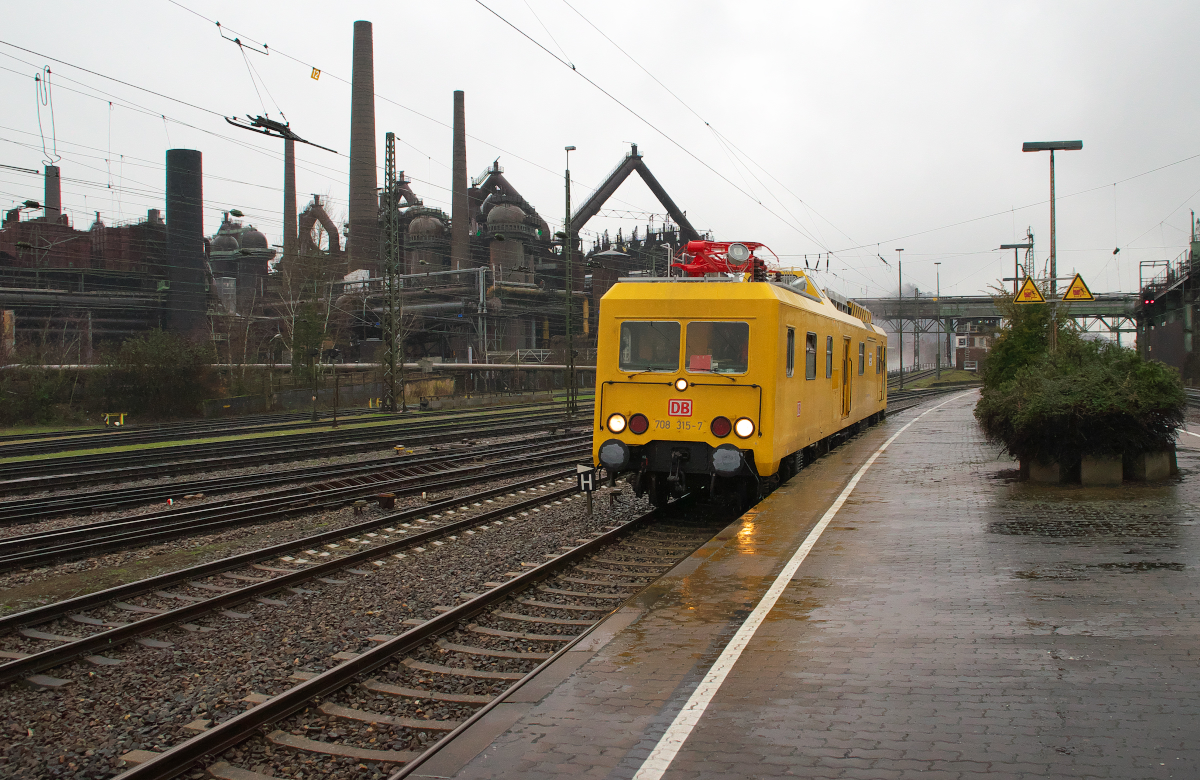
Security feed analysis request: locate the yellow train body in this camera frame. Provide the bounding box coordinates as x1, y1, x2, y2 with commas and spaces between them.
591, 275, 887, 502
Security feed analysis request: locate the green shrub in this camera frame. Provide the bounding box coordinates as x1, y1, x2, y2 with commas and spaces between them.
98, 330, 217, 419
975, 338, 1184, 465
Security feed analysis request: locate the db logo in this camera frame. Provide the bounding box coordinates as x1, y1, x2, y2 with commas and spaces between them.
668, 399, 693, 417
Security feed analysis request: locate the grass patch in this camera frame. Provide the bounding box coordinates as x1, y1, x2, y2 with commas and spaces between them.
905, 369, 979, 389
0, 397, 584, 465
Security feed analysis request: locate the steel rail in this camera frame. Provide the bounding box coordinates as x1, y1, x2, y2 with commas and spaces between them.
0, 479, 587, 687
0, 432, 584, 524
0, 407, 592, 494
112, 499, 664, 780
0, 403, 583, 477
0, 408, 381, 456
0, 444, 589, 572
0, 468, 578, 633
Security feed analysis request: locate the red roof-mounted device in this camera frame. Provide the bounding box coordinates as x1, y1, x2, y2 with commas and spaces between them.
672, 241, 778, 279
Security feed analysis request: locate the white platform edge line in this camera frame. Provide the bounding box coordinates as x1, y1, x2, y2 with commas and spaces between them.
631, 391, 974, 780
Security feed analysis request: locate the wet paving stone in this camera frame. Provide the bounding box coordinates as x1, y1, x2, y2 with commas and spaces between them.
438, 394, 1200, 779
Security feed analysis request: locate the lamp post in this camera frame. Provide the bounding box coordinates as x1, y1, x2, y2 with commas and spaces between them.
1022, 141, 1082, 297
895, 248, 904, 389
564, 145, 577, 416
934, 262, 941, 379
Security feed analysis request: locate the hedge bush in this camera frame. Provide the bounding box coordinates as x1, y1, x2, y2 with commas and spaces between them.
975, 335, 1184, 465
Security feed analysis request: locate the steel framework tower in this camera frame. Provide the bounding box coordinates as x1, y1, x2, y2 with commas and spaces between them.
381, 132, 404, 412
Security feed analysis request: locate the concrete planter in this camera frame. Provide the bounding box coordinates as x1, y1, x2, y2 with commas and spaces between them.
1081, 455, 1122, 486
1022, 459, 1061, 484
1021, 446, 1178, 485
1124, 447, 1178, 481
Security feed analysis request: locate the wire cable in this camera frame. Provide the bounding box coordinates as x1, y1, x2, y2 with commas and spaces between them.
35, 66, 60, 165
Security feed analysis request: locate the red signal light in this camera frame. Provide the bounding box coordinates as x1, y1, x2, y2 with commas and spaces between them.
711, 416, 732, 438
629, 413, 649, 435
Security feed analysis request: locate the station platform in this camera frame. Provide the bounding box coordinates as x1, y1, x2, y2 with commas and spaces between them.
411, 390, 1200, 780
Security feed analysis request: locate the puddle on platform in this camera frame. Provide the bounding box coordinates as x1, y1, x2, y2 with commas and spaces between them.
1014, 561, 1185, 581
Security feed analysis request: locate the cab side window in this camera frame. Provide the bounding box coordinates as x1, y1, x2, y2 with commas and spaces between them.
858, 342, 865, 375
825, 335, 833, 378
876, 345, 882, 374
786, 328, 795, 378
805, 332, 817, 380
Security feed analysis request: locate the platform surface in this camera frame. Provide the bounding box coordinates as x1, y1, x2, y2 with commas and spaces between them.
416, 391, 1200, 780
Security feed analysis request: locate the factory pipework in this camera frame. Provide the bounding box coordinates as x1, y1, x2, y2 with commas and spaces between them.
348, 20, 379, 273
165, 149, 206, 335
451, 90, 469, 270
43, 166, 61, 223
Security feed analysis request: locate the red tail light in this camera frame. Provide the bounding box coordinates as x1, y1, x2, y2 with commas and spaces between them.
629, 413, 649, 434
711, 416, 732, 438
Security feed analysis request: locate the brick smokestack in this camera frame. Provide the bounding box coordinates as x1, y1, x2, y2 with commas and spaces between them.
348, 20, 379, 273
44, 165, 61, 223
451, 90, 469, 270
283, 138, 297, 263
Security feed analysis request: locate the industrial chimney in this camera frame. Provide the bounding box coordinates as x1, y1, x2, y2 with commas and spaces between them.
43, 165, 61, 223
451, 90, 469, 270
283, 138, 297, 265
348, 20, 379, 274
165, 149, 206, 335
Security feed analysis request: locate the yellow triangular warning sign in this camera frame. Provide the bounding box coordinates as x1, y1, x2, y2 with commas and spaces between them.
1014, 277, 1046, 304
1062, 273, 1094, 301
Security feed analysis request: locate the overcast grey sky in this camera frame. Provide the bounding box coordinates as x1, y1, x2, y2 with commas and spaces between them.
3, 1, 1198, 299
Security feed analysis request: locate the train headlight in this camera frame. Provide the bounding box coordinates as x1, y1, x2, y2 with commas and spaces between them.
711, 416, 732, 438
734, 417, 755, 438
607, 413, 627, 433
674, 377, 688, 392
629, 414, 649, 434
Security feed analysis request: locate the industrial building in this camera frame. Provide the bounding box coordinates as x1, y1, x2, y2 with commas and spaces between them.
0, 20, 702, 377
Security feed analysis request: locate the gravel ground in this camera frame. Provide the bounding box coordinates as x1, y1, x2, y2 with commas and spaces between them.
0, 459, 582, 615
197, 511, 729, 780
0, 480, 650, 779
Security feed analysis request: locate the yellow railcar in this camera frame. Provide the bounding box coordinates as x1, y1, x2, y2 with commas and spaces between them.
592, 254, 887, 507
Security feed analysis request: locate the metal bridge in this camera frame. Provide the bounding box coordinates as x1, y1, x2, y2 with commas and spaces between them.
854, 293, 1139, 342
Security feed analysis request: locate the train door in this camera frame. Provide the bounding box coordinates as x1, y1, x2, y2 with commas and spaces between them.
877, 345, 885, 401
841, 337, 852, 417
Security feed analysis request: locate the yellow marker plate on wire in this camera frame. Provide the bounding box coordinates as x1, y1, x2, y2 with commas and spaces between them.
1014, 277, 1045, 304
1062, 273, 1094, 301
311, 68, 321, 80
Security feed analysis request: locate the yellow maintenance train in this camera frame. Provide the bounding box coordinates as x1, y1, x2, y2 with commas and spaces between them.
592, 240, 888, 508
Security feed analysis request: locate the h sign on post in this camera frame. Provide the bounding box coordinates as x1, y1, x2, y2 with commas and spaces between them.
577, 464, 599, 493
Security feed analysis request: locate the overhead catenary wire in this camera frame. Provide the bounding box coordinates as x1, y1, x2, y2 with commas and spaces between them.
470, 0, 830, 252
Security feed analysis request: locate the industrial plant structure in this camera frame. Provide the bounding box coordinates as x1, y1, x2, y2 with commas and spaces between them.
0, 20, 704, 380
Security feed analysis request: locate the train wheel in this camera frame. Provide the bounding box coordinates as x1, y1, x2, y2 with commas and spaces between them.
648, 474, 671, 508
737, 479, 757, 513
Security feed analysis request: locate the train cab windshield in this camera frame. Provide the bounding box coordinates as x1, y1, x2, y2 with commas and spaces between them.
619, 321, 680, 372
686, 321, 749, 374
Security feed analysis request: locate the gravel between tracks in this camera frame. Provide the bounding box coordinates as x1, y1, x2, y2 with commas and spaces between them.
0, 459, 582, 613
0, 481, 647, 779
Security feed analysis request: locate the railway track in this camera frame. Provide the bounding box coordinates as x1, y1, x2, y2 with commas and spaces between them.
0, 403, 594, 495
0, 470, 594, 686
0, 407, 382, 458
0, 431, 581, 524
887, 383, 977, 414
100, 496, 729, 780
887, 368, 937, 389
0, 438, 591, 572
